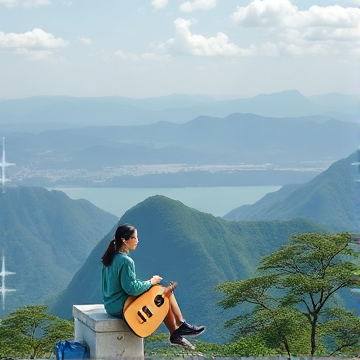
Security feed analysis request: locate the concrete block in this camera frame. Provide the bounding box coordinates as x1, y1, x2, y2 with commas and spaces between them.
73, 304, 144, 360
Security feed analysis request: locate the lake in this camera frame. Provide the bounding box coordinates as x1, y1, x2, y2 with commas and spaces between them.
54, 186, 281, 218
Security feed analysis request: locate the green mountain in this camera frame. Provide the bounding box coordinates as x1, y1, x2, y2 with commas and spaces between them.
223, 151, 360, 232
0, 186, 117, 316
51, 195, 326, 343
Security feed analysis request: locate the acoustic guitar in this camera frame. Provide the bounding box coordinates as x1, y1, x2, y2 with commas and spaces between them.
123, 282, 177, 338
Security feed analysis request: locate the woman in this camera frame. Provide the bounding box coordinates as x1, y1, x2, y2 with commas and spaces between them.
101, 224, 205, 349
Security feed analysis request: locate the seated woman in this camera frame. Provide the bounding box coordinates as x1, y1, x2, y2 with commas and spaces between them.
101, 223, 205, 349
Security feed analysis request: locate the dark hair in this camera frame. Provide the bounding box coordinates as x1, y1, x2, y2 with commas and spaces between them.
101, 224, 136, 266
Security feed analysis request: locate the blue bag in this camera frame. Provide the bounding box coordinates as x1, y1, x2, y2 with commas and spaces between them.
55, 340, 89, 360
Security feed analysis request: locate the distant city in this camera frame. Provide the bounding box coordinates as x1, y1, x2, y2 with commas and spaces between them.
6, 162, 330, 187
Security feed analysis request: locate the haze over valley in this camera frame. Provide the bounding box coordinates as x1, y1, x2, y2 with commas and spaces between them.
2, 91, 359, 188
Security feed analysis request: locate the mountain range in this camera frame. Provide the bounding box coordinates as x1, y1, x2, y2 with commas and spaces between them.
0, 91, 358, 132
223, 151, 360, 232
4, 112, 359, 187
0, 187, 117, 316
51, 195, 327, 344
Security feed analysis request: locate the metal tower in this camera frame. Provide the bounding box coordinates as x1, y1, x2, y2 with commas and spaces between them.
0, 137, 15, 193
0, 254, 16, 310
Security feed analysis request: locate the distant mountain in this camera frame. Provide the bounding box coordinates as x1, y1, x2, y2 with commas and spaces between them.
0, 187, 117, 316
217, 90, 321, 118
308, 93, 360, 115
51, 195, 327, 343
11, 114, 360, 166
1, 91, 358, 133
3, 113, 359, 187
223, 151, 360, 232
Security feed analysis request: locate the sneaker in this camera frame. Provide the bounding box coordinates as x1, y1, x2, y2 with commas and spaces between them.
170, 334, 196, 350
172, 321, 206, 338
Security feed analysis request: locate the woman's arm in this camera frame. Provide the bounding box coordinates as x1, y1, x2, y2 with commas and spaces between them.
120, 258, 152, 296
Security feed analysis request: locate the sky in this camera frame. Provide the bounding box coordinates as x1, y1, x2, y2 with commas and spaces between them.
0, 0, 359, 99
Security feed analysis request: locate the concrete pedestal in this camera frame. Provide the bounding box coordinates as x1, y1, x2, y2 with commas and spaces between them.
73, 304, 144, 360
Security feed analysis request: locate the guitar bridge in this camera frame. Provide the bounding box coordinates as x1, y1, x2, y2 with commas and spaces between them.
137, 310, 147, 323
142, 306, 153, 318
137, 306, 153, 323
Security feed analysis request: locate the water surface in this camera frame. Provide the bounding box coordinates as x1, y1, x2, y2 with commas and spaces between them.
53, 186, 281, 218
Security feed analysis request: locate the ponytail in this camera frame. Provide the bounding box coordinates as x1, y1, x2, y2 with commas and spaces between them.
101, 238, 116, 266
101, 224, 136, 266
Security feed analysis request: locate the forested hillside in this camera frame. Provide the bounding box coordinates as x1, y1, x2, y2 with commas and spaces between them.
0, 187, 117, 316
51, 195, 327, 344
224, 151, 360, 232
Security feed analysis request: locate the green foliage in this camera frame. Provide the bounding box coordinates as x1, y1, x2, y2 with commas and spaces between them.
0, 304, 74, 359
0, 187, 117, 316
216, 232, 360, 357
319, 308, 360, 356
144, 333, 204, 357
144, 332, 274, 357
145, 332, 285, 357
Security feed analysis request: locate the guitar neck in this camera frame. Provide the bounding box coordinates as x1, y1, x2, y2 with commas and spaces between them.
162, 281, 178, 298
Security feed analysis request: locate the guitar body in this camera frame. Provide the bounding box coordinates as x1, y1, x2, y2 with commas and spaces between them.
123, 285, 170, 338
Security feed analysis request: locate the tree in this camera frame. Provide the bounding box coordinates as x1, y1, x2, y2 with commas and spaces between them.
0, 304, 74, 359
216, 232, 360, 357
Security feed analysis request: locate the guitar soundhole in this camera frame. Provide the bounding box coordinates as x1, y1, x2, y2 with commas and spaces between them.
154, 295, 164, 307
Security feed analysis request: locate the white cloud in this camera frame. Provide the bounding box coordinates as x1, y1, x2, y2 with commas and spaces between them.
231, 0, 297, 27
165, 18, 254, 57
301, 27, 359, 43
79, 37, 92, 45
279, 29, 343, 56
293, 5, 360, 28
179, 0, 216, 12
0, 28, 68, 48
231, 0, 360, 28
151, 0, 167, 10
230, 0, 360, 57
0, 0, 50, 7
0, 28, 68, 61
280, 25, 360, 48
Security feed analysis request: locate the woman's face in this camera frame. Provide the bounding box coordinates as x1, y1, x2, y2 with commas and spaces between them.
126, 229, 139, 251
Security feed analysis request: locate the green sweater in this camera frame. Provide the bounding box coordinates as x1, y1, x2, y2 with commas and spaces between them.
102, 252, 152, 317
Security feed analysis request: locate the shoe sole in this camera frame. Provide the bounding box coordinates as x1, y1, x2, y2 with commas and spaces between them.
170, 338, 196, 350
177, 327, 206, 338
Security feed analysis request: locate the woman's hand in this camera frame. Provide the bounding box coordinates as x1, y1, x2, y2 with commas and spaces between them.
149, 275, 162, 285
